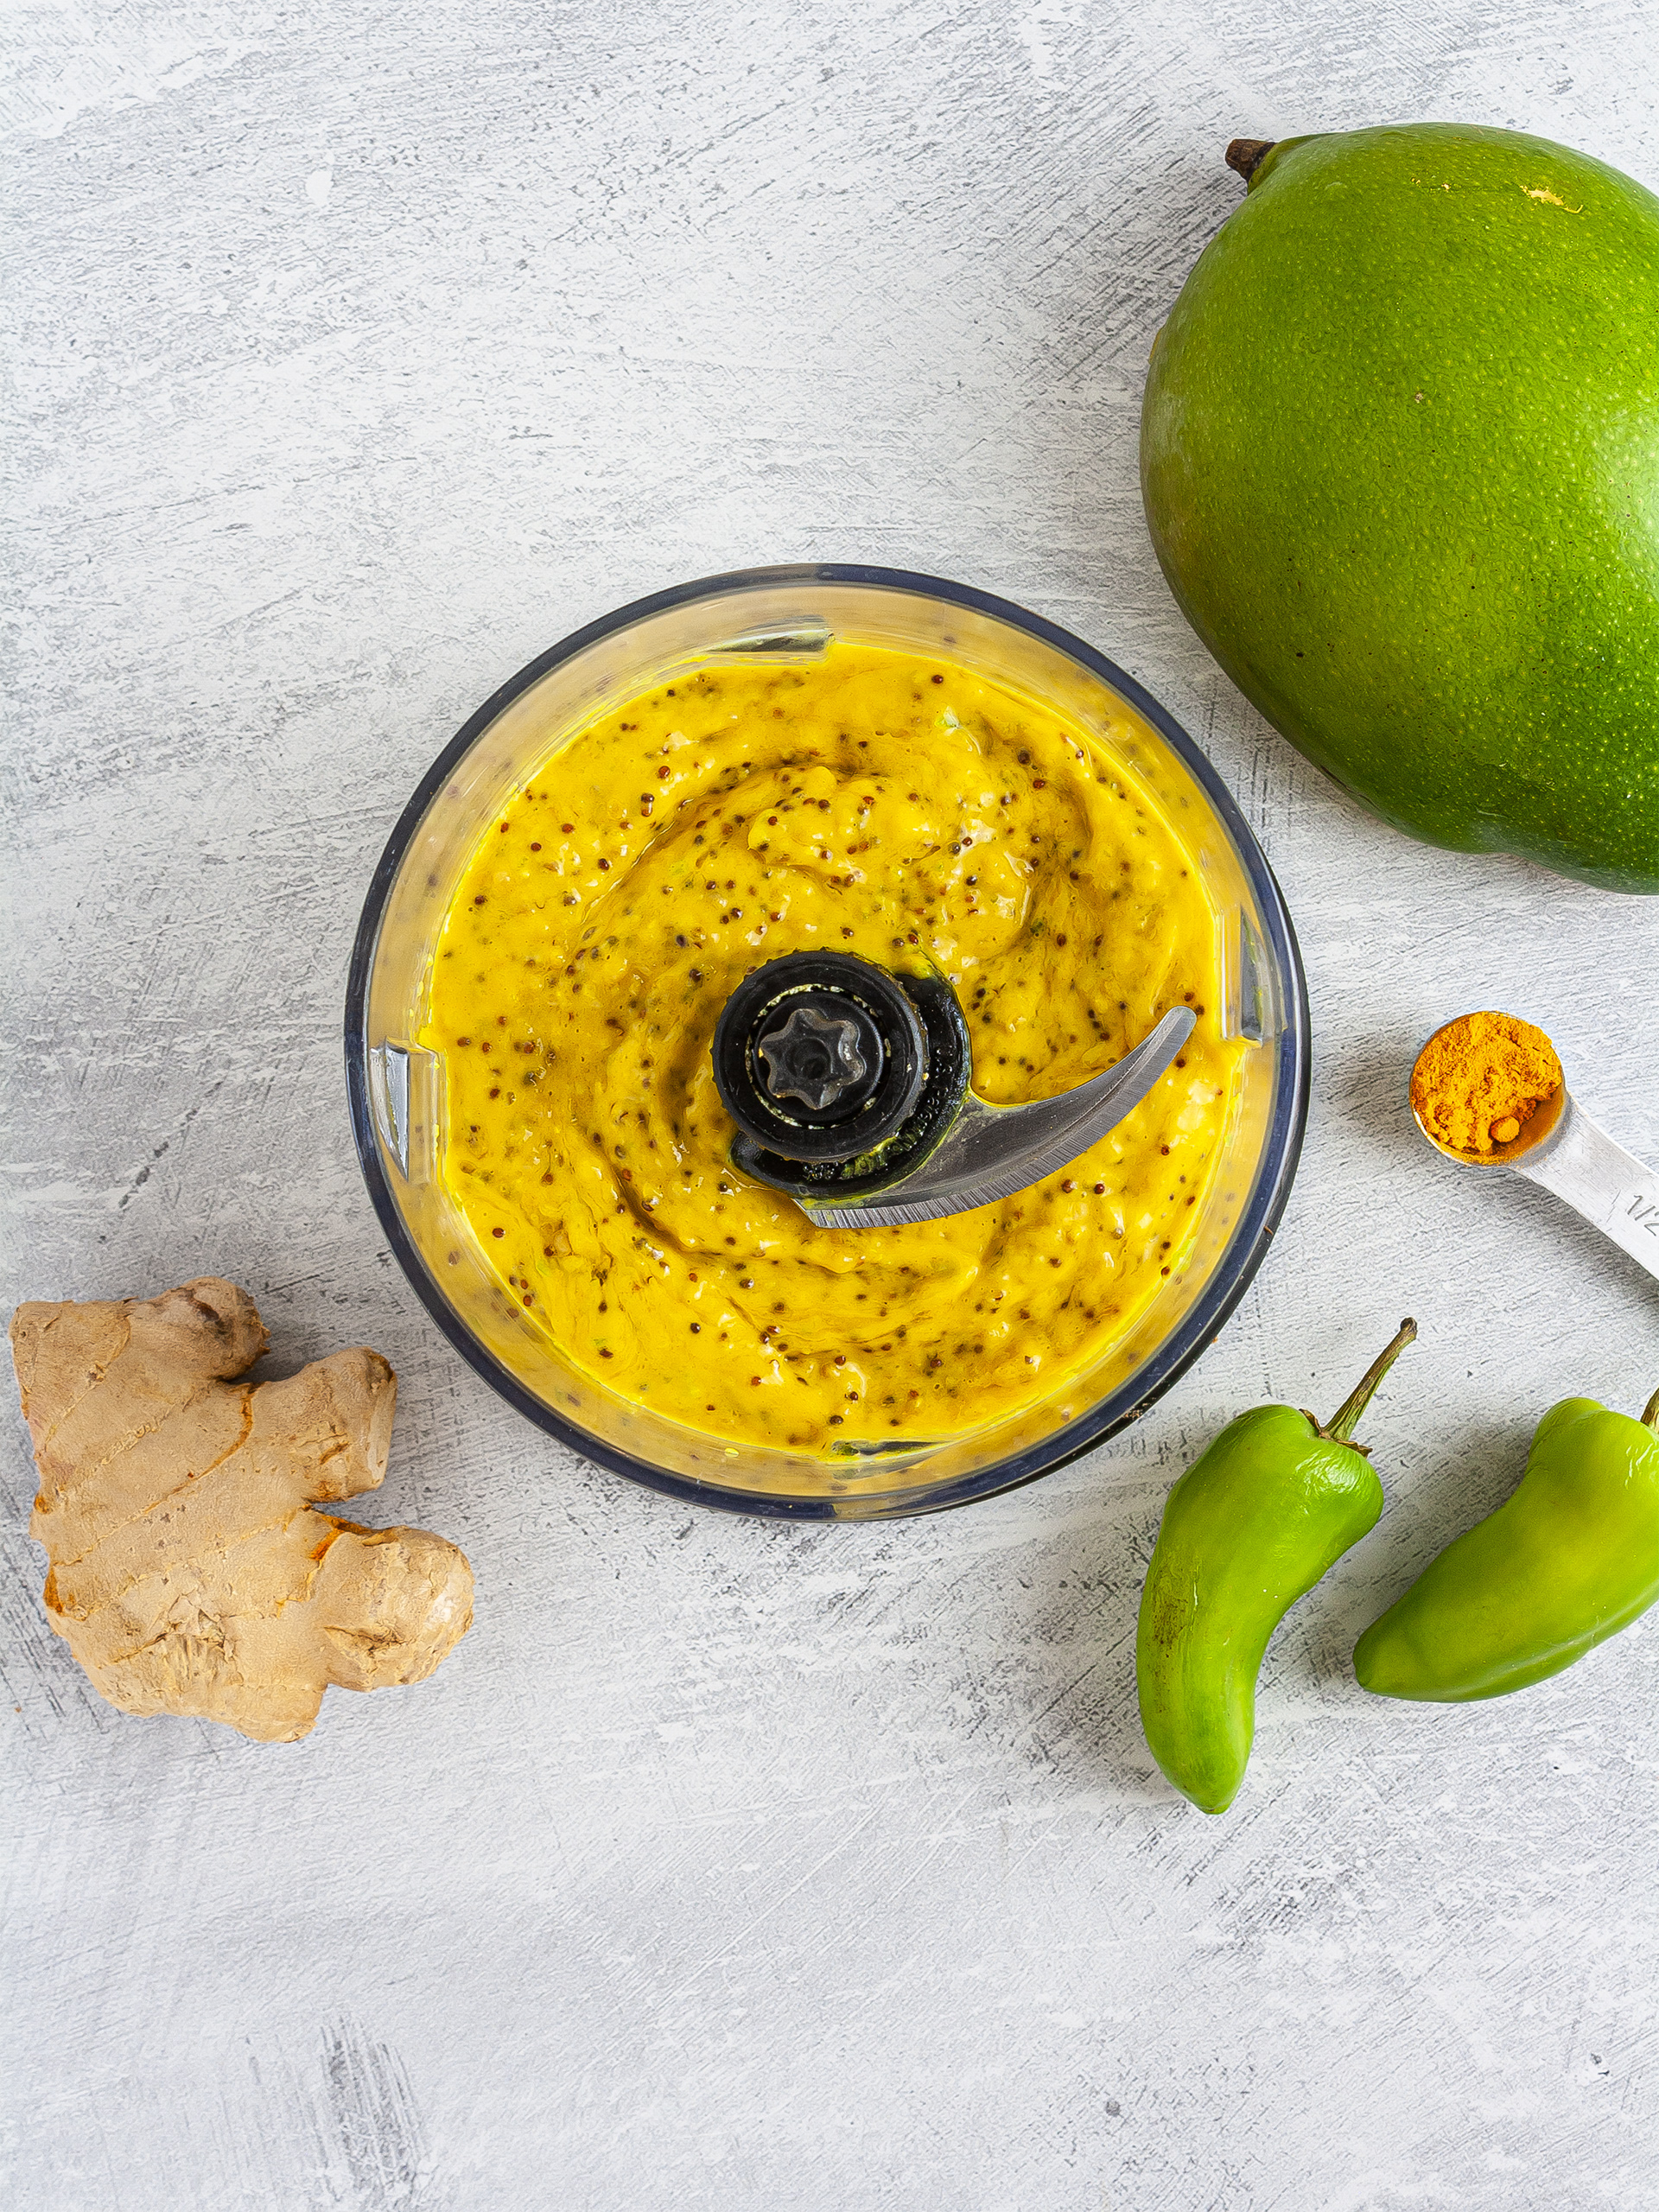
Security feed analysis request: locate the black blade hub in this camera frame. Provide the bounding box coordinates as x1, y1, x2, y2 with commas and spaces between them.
710, 951, 969, 1197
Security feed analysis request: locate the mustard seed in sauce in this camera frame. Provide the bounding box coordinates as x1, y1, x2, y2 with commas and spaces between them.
426, 642, 1241, 1453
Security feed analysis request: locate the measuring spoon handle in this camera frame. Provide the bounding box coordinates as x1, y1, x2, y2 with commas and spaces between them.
1515, 1094, 1659, 1283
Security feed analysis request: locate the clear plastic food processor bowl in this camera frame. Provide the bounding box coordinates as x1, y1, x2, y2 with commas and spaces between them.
346, 566, 1309, 1518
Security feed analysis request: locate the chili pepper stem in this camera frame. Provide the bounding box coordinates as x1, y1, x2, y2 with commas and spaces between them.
1319, 1318, 1418, 1445
1643, 1385, 1659, 1433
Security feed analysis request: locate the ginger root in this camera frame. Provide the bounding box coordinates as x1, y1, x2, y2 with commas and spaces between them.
10, 1277, 473, 1743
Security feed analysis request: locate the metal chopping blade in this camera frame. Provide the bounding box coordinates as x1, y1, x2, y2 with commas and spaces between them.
796, 1005, 1197, 1229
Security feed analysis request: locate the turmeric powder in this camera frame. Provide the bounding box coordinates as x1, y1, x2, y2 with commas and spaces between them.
1410, 1010, 1563, 1156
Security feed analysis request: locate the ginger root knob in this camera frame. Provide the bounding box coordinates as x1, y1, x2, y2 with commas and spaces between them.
10, 1278, 473, 1743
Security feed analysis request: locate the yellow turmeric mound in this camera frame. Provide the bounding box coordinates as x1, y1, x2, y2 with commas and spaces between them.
1410, 1010, 1563, 1156
10, 1279, 473, 1742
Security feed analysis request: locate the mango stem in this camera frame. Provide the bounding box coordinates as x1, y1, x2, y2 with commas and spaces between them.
1643, 1385, 1659, 1433
1226, 138, 1276, 182
1322, 1319, 1418, 1444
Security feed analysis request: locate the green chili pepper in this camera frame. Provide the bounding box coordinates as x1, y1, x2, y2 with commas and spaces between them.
1136, 1319, 1417, 1814
1354, 1385, 1659, 1702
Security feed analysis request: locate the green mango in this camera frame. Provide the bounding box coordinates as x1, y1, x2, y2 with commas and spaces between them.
1140, 124, 1659, 894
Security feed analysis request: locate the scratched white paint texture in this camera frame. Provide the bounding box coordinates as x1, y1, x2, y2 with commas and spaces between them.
4, 2, 1659, 2206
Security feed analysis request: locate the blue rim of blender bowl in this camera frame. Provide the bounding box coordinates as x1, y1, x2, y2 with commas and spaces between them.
345, 563, 1310, 1520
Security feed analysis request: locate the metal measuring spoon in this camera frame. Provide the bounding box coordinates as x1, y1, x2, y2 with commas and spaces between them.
1409, 1014, 1659, 1282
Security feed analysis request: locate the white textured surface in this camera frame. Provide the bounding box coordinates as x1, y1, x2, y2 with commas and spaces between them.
5, 4, 1659, 2206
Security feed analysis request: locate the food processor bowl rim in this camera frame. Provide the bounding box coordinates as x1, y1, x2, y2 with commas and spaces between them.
344, 561, 1310, 1520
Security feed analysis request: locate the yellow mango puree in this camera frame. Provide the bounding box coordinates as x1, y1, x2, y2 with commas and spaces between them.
424, 643, 1243, 1452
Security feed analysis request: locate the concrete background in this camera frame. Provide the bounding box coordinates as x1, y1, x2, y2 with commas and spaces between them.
5, 3, 1658, 2206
